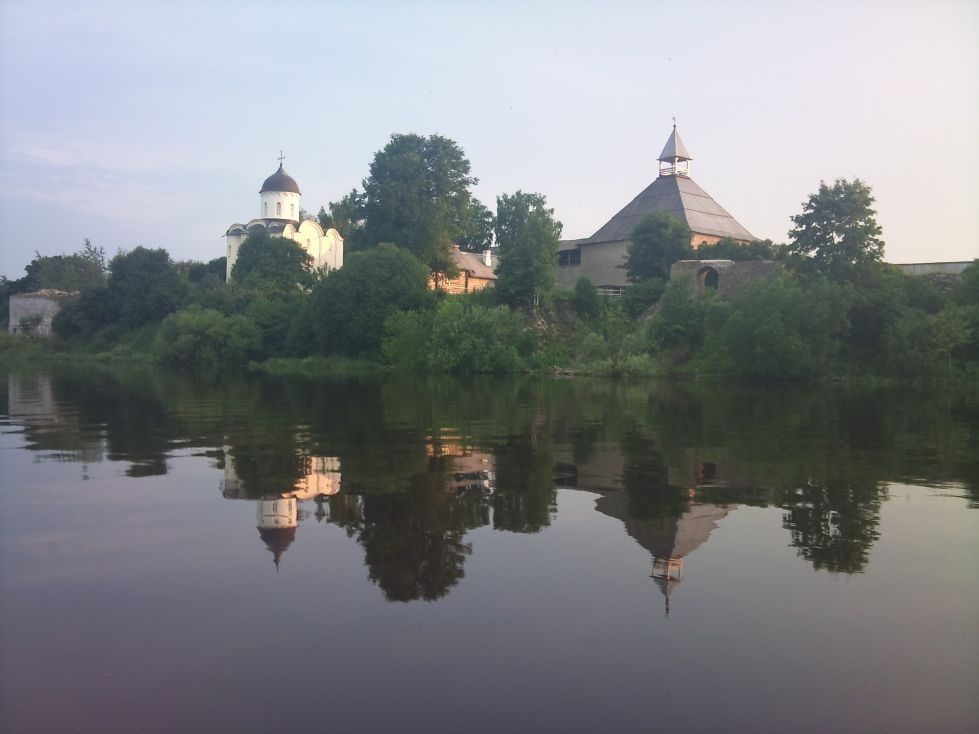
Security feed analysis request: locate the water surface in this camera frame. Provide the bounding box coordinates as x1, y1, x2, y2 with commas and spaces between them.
1, 368, 976, 733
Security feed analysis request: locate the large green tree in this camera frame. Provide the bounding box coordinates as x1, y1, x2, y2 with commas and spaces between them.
230, 230, 313, 293
457, 199, 495, 252
625, 212, 693, 282
787, 178, 884, 281
493, 191, 562, 309
108, 246, 188, 329
318, 189, 367, 252
362, 133, 478, 271
301, 243, 431, 356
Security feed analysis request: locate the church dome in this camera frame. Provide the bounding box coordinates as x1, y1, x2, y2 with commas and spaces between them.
260, 163, 301, 194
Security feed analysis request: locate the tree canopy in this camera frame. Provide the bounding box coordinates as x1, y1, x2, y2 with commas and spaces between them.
231, 230, 313, 293
108, 247, 187, 329
493, 191, 562, 309
787, 178, 884, 281
625, 213, 693, 281
303, 243, 432, 356
362, 133, 478, 271
318, 190, 367, 252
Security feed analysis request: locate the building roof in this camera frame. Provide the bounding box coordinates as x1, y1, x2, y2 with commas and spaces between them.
449, 246, 496, 280
260, 163, 301, 195
585, 174, 756, 243
658, 125, 692, 162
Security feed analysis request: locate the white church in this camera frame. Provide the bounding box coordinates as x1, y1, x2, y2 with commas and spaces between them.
225, 157, 344, 281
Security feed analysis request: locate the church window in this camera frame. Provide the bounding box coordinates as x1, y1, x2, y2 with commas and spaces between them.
291, 204, 295, 218
276, 202, 281, 217
264, 202, 268, 216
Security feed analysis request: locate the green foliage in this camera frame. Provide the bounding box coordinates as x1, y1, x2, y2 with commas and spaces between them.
242, 294, 306, 358
626, 212, 693, 281
318, 190, 367, 251
108, 247, 188, 330
788, 178, 884, 282
457, 199, 495, 252
52, 287, 113, 341
701, 276, 851, 380
304, 244, 432, 356
186, 257, 227, 284
494, 191, 562, 310
621, 277, 665, 318
383, 297, 532, 373
362, 133, 478, 270
230, 230, 313, 292
695, 237, 781, 261
152, 307, 261, 367
646, 277, 716, 351
572, 277, 600, 320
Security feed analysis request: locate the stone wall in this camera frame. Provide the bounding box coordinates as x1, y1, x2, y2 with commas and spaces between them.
669, 260, 781, 297
8, 291, 78, 337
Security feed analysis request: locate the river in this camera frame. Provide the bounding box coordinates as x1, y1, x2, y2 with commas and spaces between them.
1, 366, 976, 733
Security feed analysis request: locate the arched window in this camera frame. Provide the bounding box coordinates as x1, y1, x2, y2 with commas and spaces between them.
276, 202, 282, 217
290, 203, 295, 218
264, 202, 268, 216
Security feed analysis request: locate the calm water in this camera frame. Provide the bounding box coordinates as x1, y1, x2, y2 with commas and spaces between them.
0, 367, 976, 733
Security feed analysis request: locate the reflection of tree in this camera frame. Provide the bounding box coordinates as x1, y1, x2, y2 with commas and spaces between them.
334, 476, 489, 602
620, 428, 688, 521
781, 479, 886, 573
493, 432, 556, 533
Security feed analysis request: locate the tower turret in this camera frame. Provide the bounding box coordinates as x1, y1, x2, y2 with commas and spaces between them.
259, 153, 301, 222
657, 124, 692, 178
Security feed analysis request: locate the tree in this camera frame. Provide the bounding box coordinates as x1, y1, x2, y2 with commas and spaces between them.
108, 247, 188, 329
318, 189, 367, 251
230, 230, 313, 293
362, 133, 478, 271
302, 243, 432, 356
625, 212, 693, 282
494, 191, 562, 310
695, 237, 780, 261
457, 199, 495, 252
572, 276, 600, 320
787, 178, 884, 281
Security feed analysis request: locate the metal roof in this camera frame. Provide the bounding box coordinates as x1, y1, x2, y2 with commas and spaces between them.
658, 125, 692, 162
259, 163, 301, 194
585, 174, 755, 243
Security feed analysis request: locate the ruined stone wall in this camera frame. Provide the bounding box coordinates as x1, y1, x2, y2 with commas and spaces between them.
669, 260, 781, 297
8, 291, 77, 337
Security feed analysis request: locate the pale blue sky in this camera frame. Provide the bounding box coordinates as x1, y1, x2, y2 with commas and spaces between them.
1, 0, 976, 279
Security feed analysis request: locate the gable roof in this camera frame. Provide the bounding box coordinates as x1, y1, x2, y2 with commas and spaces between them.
450, 247, 496, 280
585, 174, 755, 244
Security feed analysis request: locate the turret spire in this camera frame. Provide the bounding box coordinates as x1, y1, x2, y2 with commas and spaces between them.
658, 124, 692, 177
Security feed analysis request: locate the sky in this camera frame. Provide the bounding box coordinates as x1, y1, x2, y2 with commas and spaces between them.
1, 0, 977, 279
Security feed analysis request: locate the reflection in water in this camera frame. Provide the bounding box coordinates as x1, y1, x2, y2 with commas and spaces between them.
4, 367, 977, 602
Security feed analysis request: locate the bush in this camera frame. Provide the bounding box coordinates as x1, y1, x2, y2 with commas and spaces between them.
383, 297, 533, 373
646, 277, 717, 351
621, 277, 665, 319
572, 277, 600, 320
152, 307, 261, 367
701, 276, 851, 380
305, 244, 432, 356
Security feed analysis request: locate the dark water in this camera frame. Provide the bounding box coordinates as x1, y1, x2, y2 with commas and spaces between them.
0, 367, 976, 734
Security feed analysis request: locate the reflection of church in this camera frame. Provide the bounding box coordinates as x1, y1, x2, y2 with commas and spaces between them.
221, 448, 342, 569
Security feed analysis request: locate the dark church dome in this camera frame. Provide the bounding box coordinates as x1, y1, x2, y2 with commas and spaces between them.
260, 163, 301, 194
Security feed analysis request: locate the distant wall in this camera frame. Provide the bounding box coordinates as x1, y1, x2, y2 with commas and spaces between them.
556, 239, 630, 290
670, 260, 781, 297
893, 261, 973, 276
8, 291, 78, 337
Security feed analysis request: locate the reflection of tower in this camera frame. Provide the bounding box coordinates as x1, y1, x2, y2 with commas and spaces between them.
256, 497, 297, 571
594, 491, 730, 616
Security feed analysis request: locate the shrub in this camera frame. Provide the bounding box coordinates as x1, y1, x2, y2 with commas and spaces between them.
572, 277, 600, 320
152, 307, 261, 367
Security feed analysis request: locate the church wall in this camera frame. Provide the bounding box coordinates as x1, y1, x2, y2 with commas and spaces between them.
260, 191, 300, 221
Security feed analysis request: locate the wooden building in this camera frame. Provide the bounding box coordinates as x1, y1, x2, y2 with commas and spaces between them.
430, 245, 497, 294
